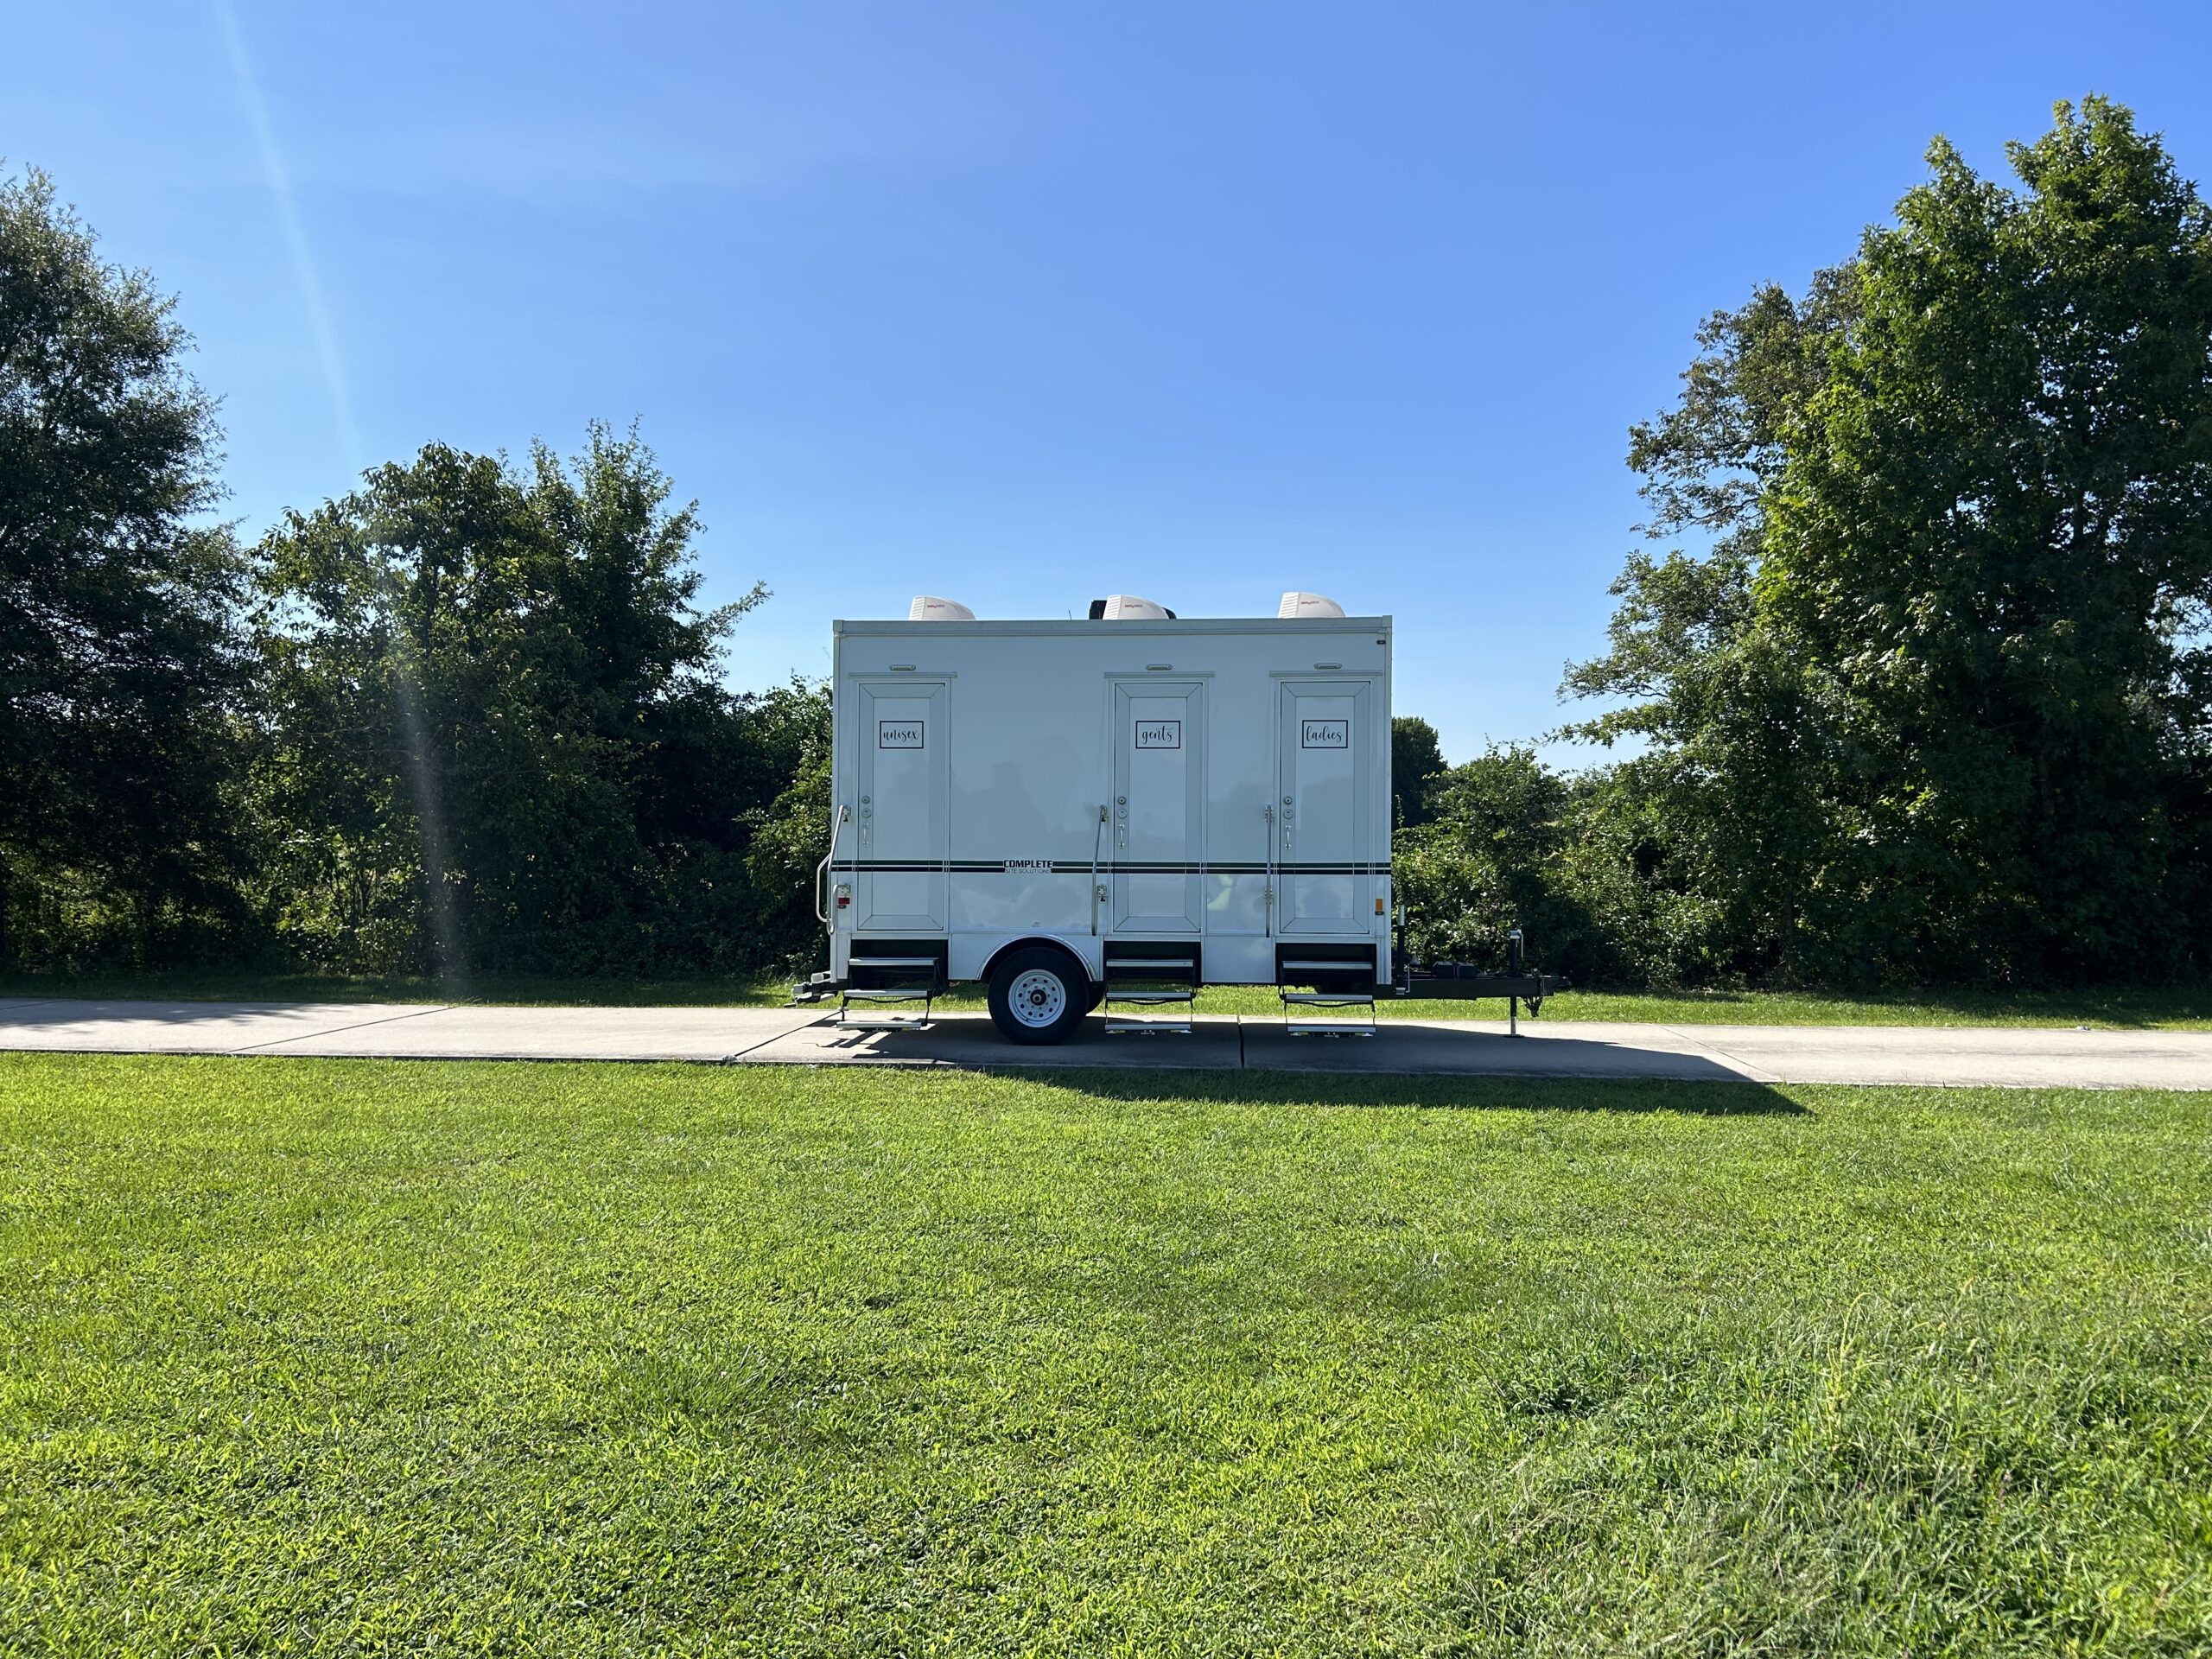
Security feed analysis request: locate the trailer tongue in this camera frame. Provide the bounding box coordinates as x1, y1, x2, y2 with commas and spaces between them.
1390, 929, 1566, 1035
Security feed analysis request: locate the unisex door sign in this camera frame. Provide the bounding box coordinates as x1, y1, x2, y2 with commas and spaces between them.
1300, 719, 1349, 749
879, 720, 925, 749
1135, 720, 1182, 749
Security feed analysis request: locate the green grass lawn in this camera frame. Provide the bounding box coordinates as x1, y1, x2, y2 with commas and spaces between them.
7, 968, 2211, 1028
3, 1057, 2208, 1655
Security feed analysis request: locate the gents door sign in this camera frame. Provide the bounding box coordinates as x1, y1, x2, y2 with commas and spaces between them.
1134, 720, 1182, 750
1300, 719, 1349, 749
878, 720, 925, 749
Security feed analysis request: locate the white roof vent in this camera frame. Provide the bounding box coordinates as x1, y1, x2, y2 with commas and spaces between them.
908, 594, 976, 621
1092, 594, 1177, 620
1278, 591, 1347, 620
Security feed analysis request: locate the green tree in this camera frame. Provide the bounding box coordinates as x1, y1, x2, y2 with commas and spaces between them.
1395, 745, 1605, 979
0, 167, 250, 968
252, 428, 796, 979
1390, 715, 1446, 830
1571, 98, 2212, 984
742, 680, 835, 973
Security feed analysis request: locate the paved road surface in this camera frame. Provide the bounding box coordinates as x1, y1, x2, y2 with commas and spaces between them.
0, 999, 2206, 1089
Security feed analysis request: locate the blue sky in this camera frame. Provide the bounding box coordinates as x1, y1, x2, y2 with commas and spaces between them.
10, 2, 2212, 761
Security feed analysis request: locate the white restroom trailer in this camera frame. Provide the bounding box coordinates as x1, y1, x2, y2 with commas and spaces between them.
804, 596, 1392, 1041
801, 594, 1561, 1044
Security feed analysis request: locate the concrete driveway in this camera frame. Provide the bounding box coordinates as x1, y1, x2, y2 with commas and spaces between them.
1, 999, 2207, 1089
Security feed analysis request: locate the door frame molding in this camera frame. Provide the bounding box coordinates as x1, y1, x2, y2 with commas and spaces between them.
1274, 676, 1380, 935
1106, 674, 1207, 935
848, 677, 951, 931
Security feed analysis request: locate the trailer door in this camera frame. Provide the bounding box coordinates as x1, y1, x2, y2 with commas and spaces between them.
1276, 680, 1373, 933
1111, 679, 1205, 933
852, 680, 949, 931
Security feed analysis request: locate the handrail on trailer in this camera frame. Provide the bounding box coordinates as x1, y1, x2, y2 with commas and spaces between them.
815, 804, 851, 930
1090, 803, 1108, 935
1262, 804, 1275, 937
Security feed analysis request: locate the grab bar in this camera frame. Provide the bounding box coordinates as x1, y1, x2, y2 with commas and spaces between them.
815, 804, 851, 930
1263, 804, 1276, 937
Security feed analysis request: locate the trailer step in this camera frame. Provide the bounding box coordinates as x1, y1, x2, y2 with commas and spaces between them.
1105, 1013, 1194, 1034
1279, 988, 1376, 1037
1103, 977, 1197, 1035
1102, 944, 1199, 1034
837, 985, 934, 1030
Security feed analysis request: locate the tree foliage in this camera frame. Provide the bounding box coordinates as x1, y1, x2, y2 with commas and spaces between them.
1567, 98, 2212, 984
1390, 716, 1446, 829
1397, 746, 1593, 969
251, 429, 823, 979
0, 167, 250, 967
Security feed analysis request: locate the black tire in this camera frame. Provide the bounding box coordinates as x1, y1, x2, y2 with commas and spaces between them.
986, 945, 1091, 1046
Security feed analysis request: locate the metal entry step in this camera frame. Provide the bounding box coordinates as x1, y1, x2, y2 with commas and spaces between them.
836, 986, 935, 1031
1103, 950, 1198, 1035
1273, 943, 1381, 1036
1279, 989, 1377, 1037
838, 950, 945, 1032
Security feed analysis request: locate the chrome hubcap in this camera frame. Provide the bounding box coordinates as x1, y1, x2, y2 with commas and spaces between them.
1007, 968, 1068, 1027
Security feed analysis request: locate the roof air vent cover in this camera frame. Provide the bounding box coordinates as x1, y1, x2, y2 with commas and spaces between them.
1090, 594, 1177, 620
908, 595, 976, 621
1278, 591, 1346, 620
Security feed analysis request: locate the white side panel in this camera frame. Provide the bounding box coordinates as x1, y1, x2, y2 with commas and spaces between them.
1276, 680, 1374, 934
853, 681, 948, 930
1111, 680, 1205, 933
829, 619, 1394, 982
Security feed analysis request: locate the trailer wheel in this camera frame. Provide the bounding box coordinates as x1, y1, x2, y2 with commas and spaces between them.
987, 946, 1090, 1046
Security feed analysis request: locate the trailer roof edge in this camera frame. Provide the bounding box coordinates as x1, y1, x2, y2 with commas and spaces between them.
832, 616, 1393, 637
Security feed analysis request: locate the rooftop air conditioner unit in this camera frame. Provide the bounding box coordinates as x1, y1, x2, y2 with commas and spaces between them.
1278, 591, 1347, 620
1088, 594, 1177, 620
908, 595, 976, 621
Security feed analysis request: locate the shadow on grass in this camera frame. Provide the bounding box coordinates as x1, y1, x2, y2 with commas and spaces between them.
1003, 1066, 1808, 1116
779, 1016, 1790, 1096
